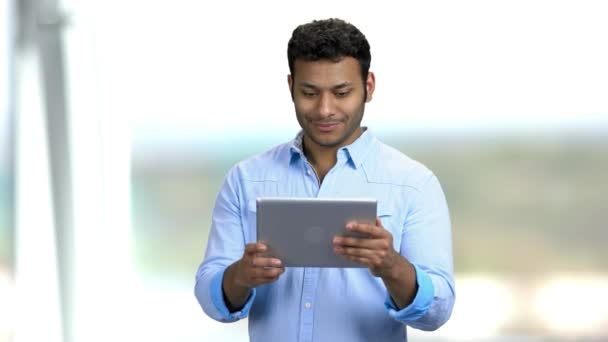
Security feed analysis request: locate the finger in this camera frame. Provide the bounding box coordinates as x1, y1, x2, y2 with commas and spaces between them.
334, 245, 379, 259
335, 248, 381, 268
333, 235, 389, 250
245, 242, 267, 255
376, 217, 384, 229
253, 273, 283, 285
235, 259, 280, 288
338, 252, 374, 267
251, 256, 282, 268
346, 221, 385, 238
253, 277, 279, 286
253, 266, 285, 282
260, 266, 284, 278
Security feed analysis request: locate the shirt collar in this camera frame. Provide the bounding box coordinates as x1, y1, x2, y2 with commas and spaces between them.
288, 127, 375, 169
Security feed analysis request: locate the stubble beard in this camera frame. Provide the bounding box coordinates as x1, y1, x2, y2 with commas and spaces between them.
296, 102, 366, 149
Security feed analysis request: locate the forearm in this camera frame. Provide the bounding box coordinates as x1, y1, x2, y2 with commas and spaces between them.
382, 173, 454, 329
222, 261, 252, 311
381, 254, 418, 309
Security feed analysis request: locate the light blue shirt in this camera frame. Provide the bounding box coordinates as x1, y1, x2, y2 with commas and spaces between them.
195, 129, 455, 342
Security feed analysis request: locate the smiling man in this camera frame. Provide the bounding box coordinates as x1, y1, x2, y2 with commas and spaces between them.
195, 18, 455, 342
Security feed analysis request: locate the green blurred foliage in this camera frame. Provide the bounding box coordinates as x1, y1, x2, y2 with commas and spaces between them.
0, 175, 14, 271
131, 134, 608, 282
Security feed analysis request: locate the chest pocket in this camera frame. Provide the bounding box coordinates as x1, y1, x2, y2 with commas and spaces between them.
243, 200, 258, 243
338, 180, 403, 251
376, 201, 402, 251
241, 180, 278, 243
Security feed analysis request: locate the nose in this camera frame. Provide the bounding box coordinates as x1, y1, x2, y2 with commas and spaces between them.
317, 92, 336, 118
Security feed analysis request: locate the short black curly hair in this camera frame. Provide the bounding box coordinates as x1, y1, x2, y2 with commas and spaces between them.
287, 18, 371, 83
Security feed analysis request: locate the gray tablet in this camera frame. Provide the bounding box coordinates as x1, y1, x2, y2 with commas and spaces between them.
256, 197, 377, 267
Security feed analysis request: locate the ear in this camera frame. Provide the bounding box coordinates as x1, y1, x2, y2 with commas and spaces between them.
287, 74, 294, 100
365, 72, 376, 102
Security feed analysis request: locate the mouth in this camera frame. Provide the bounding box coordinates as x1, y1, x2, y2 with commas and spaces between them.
314, 122, 340, 133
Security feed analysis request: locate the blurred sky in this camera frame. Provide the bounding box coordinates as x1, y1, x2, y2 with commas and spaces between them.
62, 0, 608, 149
0, 0, 10, 164
3, 1, 608, 149
0, 1, 13, 174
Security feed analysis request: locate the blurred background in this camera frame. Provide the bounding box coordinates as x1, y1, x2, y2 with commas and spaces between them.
1, 0, 608, 341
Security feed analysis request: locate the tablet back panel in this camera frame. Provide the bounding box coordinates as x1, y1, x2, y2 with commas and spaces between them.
256, 197, 377, 267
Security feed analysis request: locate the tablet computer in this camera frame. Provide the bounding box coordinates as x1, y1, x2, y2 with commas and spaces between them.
256, 197, 377, 267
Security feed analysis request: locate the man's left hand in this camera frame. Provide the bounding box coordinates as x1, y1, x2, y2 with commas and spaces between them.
333, 217, 400, 278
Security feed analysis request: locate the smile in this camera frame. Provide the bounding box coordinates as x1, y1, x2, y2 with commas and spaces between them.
315, 122, 340, 133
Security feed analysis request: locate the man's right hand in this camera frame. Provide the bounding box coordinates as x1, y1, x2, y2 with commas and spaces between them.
222, 242, 284, 311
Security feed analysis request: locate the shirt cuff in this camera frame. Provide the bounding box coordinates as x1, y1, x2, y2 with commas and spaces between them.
384, 263, 434, 322
210, 267, 256, 321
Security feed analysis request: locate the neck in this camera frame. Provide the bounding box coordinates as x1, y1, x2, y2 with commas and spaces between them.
302, 128, 363, 182
303, 138, 338, 173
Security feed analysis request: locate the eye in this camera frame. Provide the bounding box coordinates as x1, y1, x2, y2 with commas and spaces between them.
335, 90, 351, 98
302, 91, 317, 98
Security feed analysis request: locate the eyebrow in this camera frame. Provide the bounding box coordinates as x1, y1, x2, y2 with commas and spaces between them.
299, 82, 353, 90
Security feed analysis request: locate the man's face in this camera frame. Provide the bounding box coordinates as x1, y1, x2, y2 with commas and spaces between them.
288, 57, 375, 150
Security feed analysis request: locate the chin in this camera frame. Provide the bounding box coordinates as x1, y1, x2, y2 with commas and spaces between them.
315, 137, 347, 148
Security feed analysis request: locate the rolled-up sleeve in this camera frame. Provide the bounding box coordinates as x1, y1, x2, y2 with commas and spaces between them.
194, 166, 255, 322
391, 174, 456, 330
385, 263, 435, 321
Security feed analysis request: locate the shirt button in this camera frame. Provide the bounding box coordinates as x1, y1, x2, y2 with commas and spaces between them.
305, 302, 312, 309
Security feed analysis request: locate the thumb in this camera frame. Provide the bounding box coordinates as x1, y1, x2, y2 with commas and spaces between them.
375, 217, 384, 229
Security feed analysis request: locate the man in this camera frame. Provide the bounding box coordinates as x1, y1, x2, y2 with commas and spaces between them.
195, 18, 455, 341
